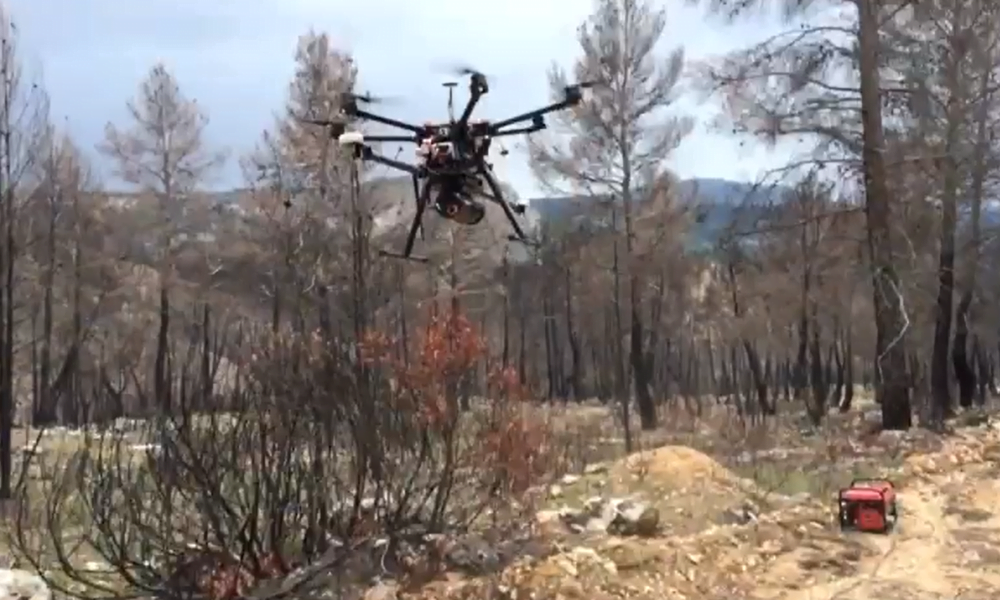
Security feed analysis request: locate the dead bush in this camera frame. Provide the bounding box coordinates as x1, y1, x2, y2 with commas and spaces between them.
12, 310, 552, 599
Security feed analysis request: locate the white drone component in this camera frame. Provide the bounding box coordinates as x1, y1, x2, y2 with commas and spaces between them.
338, 131, 365, 146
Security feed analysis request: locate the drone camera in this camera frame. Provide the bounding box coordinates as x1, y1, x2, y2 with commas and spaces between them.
438, 195, 486, 226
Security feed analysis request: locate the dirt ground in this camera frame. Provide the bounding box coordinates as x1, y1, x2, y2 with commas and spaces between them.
756, 454, 1000, 599
13, 399, 1000, 600
400, 403, 1000, 600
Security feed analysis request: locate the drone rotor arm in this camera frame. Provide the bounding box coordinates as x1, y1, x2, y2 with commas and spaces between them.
352, 108, 424, 135
362, 134, 422, 143
490, 123, 546, 138
488, 97, 576, 133
488, 81, 591, 132
352, 145, 421, 175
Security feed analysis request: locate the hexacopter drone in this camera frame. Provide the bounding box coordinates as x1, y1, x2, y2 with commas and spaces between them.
306, 67, 598, 261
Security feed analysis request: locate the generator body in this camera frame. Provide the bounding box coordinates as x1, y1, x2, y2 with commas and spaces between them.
838, 478, 897, 534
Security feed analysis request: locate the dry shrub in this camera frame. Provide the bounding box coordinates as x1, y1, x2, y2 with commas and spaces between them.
360, 311, 554, 514
12, 311, 552, 600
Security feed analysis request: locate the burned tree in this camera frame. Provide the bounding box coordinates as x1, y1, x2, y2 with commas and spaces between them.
100, 64, 224, 412
0, 7, 49, 499
530, 0, 693, 430
689, 0, 914, 429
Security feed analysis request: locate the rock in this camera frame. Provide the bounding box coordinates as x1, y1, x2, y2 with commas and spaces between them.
614, 505, 660, 537
586, 518, 610, 533
561, 474, 581, 485
599, 498, 621, 526
593, 498, 660, 537
444, 535, 501, 575
583, 462, 608, 475
0, 569, 50, 600
560, 506, 587, 523
584, 496, 605, 516
549, 484, 563, 498
721, 504, 758, 526
363, 581, 398, 600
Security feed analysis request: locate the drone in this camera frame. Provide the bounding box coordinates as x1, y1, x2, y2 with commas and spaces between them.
305, 67, 598, 262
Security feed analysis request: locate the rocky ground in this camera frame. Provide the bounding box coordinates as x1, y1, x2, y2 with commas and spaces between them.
6, 403, 1000, 600
391, 410, 1000, 600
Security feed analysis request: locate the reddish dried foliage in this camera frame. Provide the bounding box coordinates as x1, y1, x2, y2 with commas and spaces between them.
362, 311, 551, 496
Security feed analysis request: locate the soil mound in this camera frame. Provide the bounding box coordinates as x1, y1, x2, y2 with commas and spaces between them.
612, 444, 739, 489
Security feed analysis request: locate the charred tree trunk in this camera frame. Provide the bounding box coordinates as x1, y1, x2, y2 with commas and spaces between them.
563, 264, 584, 400
611, 211, 633, 451
953, 53, 991, 410
858, 0, 912, 429
726, 256, 773, 416
929, 9, 964, 422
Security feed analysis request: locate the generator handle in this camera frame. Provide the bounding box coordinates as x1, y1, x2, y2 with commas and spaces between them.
850, 478, 894, 489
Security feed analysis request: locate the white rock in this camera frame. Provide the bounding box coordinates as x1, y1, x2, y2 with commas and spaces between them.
0, 569, 50, 600
585, 518, 610, 533
584, 496, 605, 515
561, 474, 581, 485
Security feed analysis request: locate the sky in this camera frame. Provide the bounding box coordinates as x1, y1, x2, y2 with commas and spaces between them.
7, 0, 799, 200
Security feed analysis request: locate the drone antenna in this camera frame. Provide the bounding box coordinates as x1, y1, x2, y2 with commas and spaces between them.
443, 81, 458, 123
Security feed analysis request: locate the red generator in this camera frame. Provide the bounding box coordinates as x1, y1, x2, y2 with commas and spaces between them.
838, 478, 898, 534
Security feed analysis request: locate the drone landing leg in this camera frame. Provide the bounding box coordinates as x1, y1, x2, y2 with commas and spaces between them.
479, 167, 535, 246
379, 177, 432, 263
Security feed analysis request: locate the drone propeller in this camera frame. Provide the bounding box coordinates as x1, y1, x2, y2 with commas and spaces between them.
346, 91, 400, 105
451, 64, 483, 77
444, 62, 493, 83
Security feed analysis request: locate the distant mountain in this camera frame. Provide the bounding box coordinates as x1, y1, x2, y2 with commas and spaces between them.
529, 178, 791, 250
193, 179, 1000, 253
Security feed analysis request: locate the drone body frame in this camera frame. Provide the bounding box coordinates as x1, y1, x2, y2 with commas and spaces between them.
315, 71, 590, 261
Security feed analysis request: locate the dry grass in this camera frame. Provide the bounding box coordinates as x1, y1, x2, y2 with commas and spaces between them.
8, 394, 997, 600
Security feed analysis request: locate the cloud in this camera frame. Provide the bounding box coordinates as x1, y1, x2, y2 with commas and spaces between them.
7, 0, 794, 195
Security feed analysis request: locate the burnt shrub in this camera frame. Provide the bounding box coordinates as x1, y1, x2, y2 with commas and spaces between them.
12, 310, 551, 599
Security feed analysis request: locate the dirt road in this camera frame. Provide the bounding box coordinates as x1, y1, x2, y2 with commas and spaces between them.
776, 466, 1000, 600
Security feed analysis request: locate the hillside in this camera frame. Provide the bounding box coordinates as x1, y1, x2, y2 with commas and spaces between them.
530, 178, 790, 249
531, 178, 1000, 251
111, 176, 1000, 264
